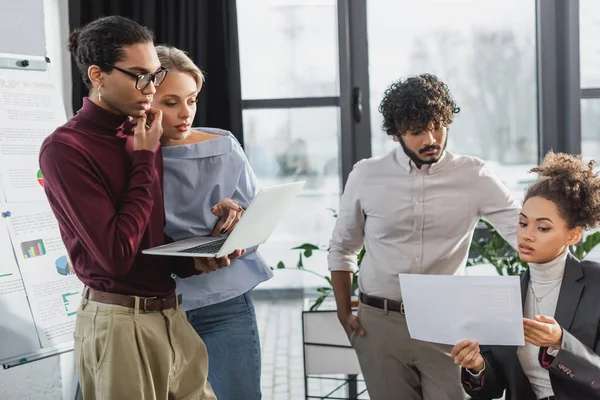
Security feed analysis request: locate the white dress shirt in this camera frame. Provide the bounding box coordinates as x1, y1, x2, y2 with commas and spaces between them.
328, 147, 520, 301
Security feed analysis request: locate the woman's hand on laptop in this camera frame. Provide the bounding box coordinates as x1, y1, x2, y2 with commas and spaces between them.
211, 198, 244, 236
193, 249, 246, 273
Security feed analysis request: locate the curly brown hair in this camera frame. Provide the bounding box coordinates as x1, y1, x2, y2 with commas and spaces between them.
378, 74, 460, 136
525, 152, 600, 229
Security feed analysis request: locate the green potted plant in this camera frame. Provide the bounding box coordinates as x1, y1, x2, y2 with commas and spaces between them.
275, 242, 362, 311
467, 221, 528, 276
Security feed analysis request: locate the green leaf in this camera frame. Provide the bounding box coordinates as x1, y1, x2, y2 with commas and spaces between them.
352, 273, 359, 293
466, 219, 533, 276
493, 262, 502, 276
357, 248, 366, 265
291, 243, 320, 251
310, 295, 327, 311
296, 253, 304, 269
276, 261, 286, 269
579, 232, 600, 260
291, 243, 321, 258
574, 246, 584, 260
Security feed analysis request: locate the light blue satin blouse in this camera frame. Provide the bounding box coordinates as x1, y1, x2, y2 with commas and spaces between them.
162, 127, 273, 310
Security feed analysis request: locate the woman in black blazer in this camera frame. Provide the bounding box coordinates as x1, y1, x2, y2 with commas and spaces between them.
451, 152, 600, 400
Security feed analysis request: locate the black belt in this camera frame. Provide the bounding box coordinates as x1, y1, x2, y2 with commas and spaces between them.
359, 292, 404, 314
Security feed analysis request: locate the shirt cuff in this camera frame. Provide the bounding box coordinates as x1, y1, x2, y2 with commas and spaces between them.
540, 347, 556, 369
547, 347, 560, 357
132, 149, 156, 165
462, 363, 486, 390
466, 362, 485, 377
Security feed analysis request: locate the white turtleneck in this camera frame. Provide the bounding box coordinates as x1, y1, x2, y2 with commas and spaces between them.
517, 250, 568, 399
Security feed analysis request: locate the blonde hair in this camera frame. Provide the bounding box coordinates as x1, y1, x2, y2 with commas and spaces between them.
155, 45, 205, 89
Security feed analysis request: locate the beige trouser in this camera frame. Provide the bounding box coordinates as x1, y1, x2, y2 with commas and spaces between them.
73, 294, 215, 400
350, 302, 467, 400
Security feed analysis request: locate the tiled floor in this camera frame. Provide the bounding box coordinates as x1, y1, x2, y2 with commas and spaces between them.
254, 294, 304, 400
253, 292, 369, 400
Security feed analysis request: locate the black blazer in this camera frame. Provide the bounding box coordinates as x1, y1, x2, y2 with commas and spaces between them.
463, 254, 600, 400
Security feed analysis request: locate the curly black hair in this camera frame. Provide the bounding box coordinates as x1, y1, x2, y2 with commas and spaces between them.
378, 74, 460, 136
525, 152, 600, 230
68, 16, 154, 89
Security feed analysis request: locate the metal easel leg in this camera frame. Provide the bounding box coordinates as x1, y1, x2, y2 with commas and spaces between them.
73, 379, 82, 400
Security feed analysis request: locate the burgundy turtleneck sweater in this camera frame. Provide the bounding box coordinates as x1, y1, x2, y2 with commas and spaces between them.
39, 98, 197, 297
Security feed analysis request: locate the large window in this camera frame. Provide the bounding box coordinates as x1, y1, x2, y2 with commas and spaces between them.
238, 0, 339, 99
581, 99, 600, 161
580, 0, 600, 89
367, 0, 538, 201
238, 0, 342, 289
580, 0, 600, 161
235, 0, 581, 291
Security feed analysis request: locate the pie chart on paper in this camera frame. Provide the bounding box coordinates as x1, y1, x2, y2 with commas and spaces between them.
37, 169, 44, 187
56, 255, 75, 276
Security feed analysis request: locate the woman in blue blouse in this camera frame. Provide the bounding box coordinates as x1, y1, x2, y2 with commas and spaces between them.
153, 45, 273, 400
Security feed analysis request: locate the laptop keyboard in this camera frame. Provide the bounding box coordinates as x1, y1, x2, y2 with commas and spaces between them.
178, 238, 227, 254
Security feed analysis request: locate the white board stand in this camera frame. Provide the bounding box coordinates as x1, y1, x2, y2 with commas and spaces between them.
0, 54, 82, 400
302, 298, 367, 399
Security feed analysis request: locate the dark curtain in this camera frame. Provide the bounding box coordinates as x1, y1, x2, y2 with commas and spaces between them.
68, 0, 244, 145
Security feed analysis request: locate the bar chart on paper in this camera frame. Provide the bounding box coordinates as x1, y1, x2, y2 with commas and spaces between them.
20, 239, 46, 259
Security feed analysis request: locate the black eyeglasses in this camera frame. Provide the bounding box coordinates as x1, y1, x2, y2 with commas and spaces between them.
104, 63, 168, 90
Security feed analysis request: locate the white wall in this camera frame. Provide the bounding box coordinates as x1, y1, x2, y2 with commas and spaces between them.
44, 0, 73, 117
0, 0, 46, 56
0, 0, 75, 399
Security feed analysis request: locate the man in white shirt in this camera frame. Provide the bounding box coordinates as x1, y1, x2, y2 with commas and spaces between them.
328, 74, 520, 400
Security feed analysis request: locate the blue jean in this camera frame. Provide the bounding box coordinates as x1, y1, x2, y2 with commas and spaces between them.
186, 292, 262, 400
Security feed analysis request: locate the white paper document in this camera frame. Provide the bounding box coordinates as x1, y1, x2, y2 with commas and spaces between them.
4, 202, 83, 348
0, 64, 67, 203
0, 214, 40, 360
399, 274, 524, 346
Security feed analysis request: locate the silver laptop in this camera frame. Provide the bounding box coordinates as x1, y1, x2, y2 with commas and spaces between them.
142, 181, 305, 258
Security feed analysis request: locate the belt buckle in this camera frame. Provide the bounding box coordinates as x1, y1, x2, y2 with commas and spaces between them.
143, 296, 157, 312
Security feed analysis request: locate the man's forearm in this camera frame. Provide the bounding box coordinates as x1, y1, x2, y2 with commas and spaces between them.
332, 271, 354, 316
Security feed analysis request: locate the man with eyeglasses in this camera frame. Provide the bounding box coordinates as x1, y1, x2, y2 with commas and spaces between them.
39, 16, 240, 399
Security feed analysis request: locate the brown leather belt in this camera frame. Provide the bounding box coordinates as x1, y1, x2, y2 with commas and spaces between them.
359, 292, 405, 314
88, 287, 181, 312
